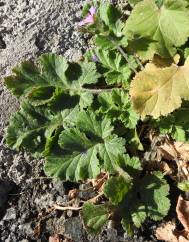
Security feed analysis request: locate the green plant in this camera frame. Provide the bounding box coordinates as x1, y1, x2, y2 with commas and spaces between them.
5, 0, 189, 236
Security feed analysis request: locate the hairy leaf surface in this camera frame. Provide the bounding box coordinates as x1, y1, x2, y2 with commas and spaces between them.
5, 54, 100, 108
44, 111, 126, 181
125, 172, 170, 228
6, 102, 63, 156
99, 2, 122, 36
102, 171, 170, 232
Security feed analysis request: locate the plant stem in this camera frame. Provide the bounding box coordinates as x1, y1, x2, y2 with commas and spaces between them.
116, 45, 138, 74
107, 37, 139, 74
82, 87, 113, 94
109, 37, 144, 71
134, 55, 144, 70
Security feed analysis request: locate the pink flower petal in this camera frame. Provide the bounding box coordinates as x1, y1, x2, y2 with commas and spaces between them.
89, 6, 96, 16
78, 14, 94, 26
78, 20, 86, 26
84, 14, 94, 24
78, 6, 96, 26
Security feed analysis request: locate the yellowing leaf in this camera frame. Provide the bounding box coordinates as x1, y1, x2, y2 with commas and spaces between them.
130, 60, 189, 118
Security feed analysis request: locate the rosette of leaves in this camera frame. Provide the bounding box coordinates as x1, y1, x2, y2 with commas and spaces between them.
5, 53, 137, 181
82, 155, 170, 234
3, 1, 175, 236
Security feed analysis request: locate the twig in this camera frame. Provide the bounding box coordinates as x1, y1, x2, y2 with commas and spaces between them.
54, 204, 82, 211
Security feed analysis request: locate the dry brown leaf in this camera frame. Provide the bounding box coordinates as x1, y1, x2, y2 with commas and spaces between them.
159, 161, 172, 175
155, 222, 188, 242
49, 234, 62, 242
159, 142, 178, 161
144, 159, 173, 175
176, 196, 189, 232
156, 222, 178, 242
174, 142, 189, 161
68, 188, 79, 199
159, 141, 189, 179
87, 172, 108, 192
160, 142, 189, 161
158, 161, 173, 175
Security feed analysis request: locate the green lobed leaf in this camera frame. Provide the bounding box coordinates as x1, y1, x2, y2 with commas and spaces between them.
93, 48, 137, 85
126, 172, 170, 227
153, 105, 189, 142
124, 129, 144, 152
99, 2, 122, 36
124, 0, 189, 59
5, 54, 100, 109
5, 101, 63, 157
44, 111, 126, 181
98, 89, 139, 129
117, 154, 142, 175
61, 106, 79, 129
131, 204, 147, 228
104, 176, 132, 205
103, 171, 170, 231
82, 202, 109, 234
184, 48, 189, 59
121, 218, 134, 236
5, 54, 68, 99
138, 172, 170, 221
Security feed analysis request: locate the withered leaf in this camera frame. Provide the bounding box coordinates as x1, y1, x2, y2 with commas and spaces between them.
155, 221, 188, 242
176, 196, 189, 232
